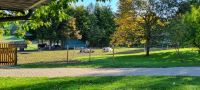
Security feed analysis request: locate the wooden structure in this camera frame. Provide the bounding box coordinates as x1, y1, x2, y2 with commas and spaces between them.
0, 0, 49, 22
0, 43, 17, 66
0, 0, 49, 10
0, 0, 48, 65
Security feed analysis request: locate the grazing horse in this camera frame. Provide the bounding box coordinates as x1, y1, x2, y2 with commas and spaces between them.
80, 47, 94, 53
103, 47, 113, 52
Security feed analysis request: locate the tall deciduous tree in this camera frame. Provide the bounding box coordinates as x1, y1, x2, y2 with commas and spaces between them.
184, 5, 200, 53
133, 0, 181, 56
79, 4, 116, 47
94, 5, 116, 47
58, 17, 82, 48
111, 0, 143, 47
73, 6, 91, 42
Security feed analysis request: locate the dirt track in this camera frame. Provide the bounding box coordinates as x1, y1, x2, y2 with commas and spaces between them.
0, 67, 200, 77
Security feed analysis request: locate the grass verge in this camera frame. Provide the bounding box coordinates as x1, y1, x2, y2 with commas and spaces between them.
0, 76, 200, 90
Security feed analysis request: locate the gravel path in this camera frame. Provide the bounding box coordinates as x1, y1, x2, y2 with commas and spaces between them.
0, 67, 200, 77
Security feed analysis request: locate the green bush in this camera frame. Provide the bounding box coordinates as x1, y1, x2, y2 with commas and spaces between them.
26, 40, 32, 45
0, 29, 4, 40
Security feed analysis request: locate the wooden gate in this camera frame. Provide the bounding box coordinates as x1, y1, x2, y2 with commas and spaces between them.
0, 43, 17, 66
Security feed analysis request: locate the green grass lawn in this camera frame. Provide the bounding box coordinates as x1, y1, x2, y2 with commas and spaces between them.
1, 76, 200, 90
17, 48, 200, 68
25, 44, 38, 51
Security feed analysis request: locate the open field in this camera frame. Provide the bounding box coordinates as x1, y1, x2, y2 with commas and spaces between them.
1, 76, 200, 90
17, 48, 200, 68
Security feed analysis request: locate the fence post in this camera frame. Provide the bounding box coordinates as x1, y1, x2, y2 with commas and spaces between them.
73, 46, 75, 58
112, 45, 115, 61
89, 48, 91, 62
67, 45, 69, 62
14, 48, 18, 66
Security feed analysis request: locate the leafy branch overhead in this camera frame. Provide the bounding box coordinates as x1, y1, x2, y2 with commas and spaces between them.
0, 0, 110, 22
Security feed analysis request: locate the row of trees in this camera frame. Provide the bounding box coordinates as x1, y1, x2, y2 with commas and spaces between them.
112, 0, 200, 56
15, 4, 116, 47
74, 4, 116, 47
169, 3, 200, 54
2, 0, 200, 56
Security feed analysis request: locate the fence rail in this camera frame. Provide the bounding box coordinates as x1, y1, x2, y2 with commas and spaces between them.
0, 43, 17, 66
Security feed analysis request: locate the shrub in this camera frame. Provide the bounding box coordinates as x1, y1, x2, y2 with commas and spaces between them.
0, 29, 4, 40
26, 40, 32, 45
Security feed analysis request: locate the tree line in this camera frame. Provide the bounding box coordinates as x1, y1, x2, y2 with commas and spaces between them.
14, 3, 116, 48
1, 0, 200, 56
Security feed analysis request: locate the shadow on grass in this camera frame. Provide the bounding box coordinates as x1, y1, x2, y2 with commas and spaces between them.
0, 77, 123, 90
17, 50, 200, 68
115, 48, 162, 54
116, 49, 145, 54
1, 76, 200, 90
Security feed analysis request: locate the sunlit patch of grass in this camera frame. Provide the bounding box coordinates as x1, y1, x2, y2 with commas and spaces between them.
25, 44, 38, 51
0, 76, 200, 90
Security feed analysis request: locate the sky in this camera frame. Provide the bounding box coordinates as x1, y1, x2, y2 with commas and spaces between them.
76, 0, 119, 12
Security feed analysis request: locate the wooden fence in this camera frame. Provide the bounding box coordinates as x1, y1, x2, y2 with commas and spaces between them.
0, 43, 17, 66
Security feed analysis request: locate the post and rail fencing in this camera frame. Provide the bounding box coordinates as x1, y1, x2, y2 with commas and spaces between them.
64, 46, 115, 63
0, 43, 18, 66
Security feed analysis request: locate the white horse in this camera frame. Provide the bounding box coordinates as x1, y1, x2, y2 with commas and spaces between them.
80, 47, 94, 53
103, 47, 113, 52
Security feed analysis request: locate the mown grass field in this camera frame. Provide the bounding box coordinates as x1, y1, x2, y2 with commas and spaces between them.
17, 48, 200, 68
1, 76, 200, 90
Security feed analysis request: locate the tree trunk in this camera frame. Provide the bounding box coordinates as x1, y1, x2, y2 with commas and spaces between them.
41, 39, 44, 44
175, 43, 184, 63
61, 39, 65, 50
49, 40, 52, 50
146, 38, 150, 56
145, 28, 151, 56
